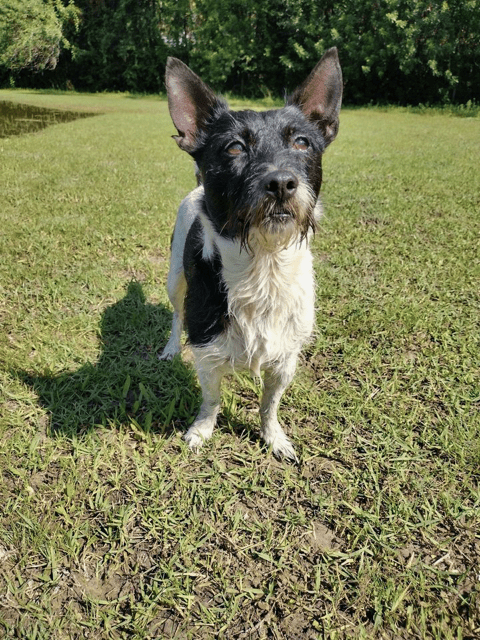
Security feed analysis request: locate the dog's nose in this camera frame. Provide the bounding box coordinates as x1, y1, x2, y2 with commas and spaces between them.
263, 170, 298, 200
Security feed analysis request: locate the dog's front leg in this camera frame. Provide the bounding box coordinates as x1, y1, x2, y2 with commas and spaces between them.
184, 357, 225, 451
260, 357, 299, 462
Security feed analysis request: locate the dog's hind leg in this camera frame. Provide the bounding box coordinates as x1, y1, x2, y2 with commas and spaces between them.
260, 357, 299, 462
159, 191, 200, 361
159, 264, 186, 360
184, 359, 226, 451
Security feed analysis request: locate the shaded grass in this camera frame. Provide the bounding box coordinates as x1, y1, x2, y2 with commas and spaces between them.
0, 89, 479, 639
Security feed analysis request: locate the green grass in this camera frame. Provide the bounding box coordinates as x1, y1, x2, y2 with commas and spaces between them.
0, 89, 479, 639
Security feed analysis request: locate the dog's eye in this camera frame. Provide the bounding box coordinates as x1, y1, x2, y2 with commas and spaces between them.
226, 142, 245, 156
293, 137, 309, 151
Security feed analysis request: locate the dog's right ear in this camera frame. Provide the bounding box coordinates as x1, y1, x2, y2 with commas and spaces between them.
165, 57, 225, 154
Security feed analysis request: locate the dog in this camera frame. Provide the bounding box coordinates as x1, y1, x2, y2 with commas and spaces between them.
160, 49, 342, 461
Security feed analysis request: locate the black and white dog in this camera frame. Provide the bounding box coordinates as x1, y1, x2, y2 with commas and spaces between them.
160, 49, 342, 460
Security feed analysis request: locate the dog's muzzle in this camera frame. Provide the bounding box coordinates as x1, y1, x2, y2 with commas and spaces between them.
236, 169, 316, 248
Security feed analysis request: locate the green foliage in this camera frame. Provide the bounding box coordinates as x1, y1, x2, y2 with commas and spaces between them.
0, 0, 479, 102
332, 0, 480, 104
185, 0, 336, 96
0, 0, 79, 71
72, 0, 167, 92
162, 0, 480, 103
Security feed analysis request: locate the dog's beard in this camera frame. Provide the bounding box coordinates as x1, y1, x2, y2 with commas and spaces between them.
232, 181, 317, 251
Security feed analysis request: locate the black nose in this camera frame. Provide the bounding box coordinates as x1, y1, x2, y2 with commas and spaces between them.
263, 170, 298, 200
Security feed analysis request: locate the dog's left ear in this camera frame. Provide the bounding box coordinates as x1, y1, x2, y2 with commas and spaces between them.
287, 47, 343, 147
165, 57, 225, 154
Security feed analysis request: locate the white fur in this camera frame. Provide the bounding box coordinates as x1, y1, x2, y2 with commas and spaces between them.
160, 186, 318, 460
201, 230, 315, 377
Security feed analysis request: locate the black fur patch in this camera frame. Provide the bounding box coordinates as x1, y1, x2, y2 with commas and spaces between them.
183, 217, 229, 346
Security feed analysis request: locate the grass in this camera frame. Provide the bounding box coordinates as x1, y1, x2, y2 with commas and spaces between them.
0, 88, 479, 639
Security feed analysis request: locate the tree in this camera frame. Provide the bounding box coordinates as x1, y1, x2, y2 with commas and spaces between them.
72, 0, 167, 92
173, 0, 336, 97
0, 0, 79, 72
323, 0, 480, 104
1, 0, 478, 103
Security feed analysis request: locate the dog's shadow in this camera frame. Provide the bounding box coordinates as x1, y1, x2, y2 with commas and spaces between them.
16, 281, 199, 439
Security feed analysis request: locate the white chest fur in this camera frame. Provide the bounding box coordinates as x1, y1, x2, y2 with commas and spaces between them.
204, 232, 316, 376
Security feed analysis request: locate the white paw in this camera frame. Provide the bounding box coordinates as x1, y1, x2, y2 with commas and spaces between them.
183, 423, 214, 452
158, 342, 180, 361
263, 431, 299, 463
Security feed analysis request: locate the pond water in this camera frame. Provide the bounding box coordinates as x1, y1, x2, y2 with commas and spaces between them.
0, 100, 97, 138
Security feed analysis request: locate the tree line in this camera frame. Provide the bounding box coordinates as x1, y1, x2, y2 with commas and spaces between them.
1, 0, 479, 104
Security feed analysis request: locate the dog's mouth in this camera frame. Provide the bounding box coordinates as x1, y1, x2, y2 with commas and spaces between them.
257, 204, 304, 247
231, 181, 318, 250
267, 207, 295, 220
264, 209, 296, 227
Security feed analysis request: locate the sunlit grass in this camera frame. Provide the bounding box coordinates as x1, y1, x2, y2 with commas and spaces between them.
0, 89, 479, 639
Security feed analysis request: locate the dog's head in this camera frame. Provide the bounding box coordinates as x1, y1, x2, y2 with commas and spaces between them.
165, 50, 342, 249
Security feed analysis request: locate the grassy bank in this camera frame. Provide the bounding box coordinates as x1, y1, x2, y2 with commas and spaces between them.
0, 89, 479, 639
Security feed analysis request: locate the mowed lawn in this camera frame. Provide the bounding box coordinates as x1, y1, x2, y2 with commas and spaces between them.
0, 89, 479, 639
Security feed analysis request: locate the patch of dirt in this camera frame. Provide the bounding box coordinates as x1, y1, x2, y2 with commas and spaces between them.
71, 569, 129, 602
301, 455, 341, 478
277, 611, 319, 640
306, 520, 340, 552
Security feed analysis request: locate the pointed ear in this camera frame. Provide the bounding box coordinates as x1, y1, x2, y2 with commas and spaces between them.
165, 57, 225, 154
287, 47, 343, 147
